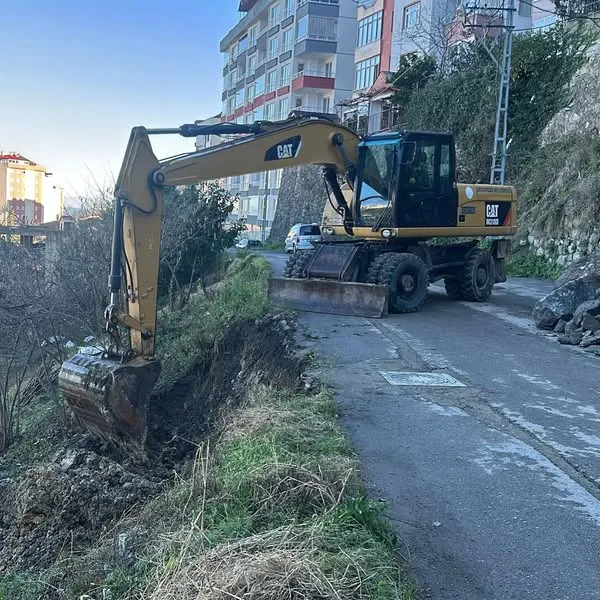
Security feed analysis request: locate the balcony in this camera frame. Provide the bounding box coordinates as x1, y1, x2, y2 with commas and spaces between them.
291, 69, 335, 91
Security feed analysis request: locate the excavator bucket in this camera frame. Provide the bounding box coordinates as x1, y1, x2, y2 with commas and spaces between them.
58, 352, 161, 447
268, 277, 388, 318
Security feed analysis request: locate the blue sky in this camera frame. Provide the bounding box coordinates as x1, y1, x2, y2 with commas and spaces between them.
0, 1, 239, 201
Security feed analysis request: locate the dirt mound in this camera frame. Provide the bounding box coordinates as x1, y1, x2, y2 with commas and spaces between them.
0, 447, 160, 570
147, 314, 301, 450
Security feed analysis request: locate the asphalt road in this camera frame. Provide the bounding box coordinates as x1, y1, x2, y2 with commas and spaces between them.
263, 251, 600, 600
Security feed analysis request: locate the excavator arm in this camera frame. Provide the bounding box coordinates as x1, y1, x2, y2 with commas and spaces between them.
58, 115, 360, 447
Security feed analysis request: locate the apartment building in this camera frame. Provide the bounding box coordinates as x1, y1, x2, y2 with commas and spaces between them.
341, 0, 398, 134
0, 153, 47, 225
218, 0, 357, 239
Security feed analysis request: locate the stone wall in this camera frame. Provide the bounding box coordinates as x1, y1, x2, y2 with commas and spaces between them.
521, 231, 600, 268
269, 165, 328, 243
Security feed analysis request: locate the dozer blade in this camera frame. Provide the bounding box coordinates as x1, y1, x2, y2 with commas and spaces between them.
58, 353, 161, 447
268, 277, 388, 318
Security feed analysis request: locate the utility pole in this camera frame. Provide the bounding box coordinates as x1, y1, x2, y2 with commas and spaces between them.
456, 0, 515, 185
490, 0, 515, 185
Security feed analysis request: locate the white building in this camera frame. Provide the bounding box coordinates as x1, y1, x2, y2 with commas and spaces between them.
218, 0, 357, 239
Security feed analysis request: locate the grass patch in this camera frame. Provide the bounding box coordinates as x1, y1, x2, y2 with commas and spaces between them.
155, 253, 272, 393
142, 386, 414, 600
506, 249, 561, 280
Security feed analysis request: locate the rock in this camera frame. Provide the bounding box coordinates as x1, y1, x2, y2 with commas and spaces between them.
580, 332, 600, 348
557, 255, 568, 267
554, 319, 568, 333
565, 319, 578, 334
533, 276, 600, 330
536, 247, 545, 257
572, 299, 600, 328
557, 251, 600, 287
590, 233, 600, 247
582, 313, 600, 332
558, 332, 584, 345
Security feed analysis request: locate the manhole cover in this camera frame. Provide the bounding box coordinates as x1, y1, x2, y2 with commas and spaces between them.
378, 371, 465, 387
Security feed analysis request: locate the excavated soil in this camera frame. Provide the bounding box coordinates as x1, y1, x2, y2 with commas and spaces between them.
0, 314, 301, 573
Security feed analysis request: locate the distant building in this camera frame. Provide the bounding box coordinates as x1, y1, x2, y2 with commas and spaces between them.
0, 153, 46, 225
218, 0, 358, 240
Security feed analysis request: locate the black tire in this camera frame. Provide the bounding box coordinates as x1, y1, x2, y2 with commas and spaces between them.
378, 252, 429, 313
444, 277, 463, 300
460, 249, 494, 302
283, 252, 300, 278
292, 250, 313, 279
366, 253, 390, 284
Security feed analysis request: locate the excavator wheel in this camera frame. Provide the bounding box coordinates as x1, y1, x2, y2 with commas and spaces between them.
366, 253, 390, 284
378, 252, 429, 313
291, 250, 314, 279
460, 249, 494, 302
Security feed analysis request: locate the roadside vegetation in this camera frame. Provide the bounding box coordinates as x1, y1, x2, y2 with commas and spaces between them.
0, 182, 413, 599
506, 249, 561, 280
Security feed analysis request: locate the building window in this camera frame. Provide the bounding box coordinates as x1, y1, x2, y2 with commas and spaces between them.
355, 55, 380, 90
280, 63, 291, 86
357, 11, 383, 46
278, 97, 289, 119
269, 2, 280, 25
403, 2, 421, 29
265, 102, 276, 121
295, 97, 303, 108
282, 28, 293, 51
269, 36, 279, 59
296, 15, 308, 40
235, 89, 245, 108
324, 61, 333, 77
249, 26, 257, 46
248, 55, 257, 72
255, 74, 265, 95
238, 34, 249, 52
518, 0, 532, 16
266, 69, 278, 92
283, 0, 293, 16
322, 97, 331, 113
246, 83, 256, 102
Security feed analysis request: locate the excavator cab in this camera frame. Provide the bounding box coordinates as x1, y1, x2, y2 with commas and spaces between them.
354, 131, 458, 230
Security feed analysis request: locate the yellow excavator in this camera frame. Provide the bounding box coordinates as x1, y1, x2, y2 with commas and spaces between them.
58, 112, 516, 448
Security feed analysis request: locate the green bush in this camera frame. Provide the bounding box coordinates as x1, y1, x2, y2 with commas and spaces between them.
506, 250, 561, 279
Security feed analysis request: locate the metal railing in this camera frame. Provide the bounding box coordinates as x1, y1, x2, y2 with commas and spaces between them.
293, 69, 335, 78
342, 106, 404, 135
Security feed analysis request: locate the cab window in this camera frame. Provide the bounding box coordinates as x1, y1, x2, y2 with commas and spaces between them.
357, 141, 399, 226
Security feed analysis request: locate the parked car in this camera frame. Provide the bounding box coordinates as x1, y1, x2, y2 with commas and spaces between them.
235, 238, 263, 249
284, 223, 323, 253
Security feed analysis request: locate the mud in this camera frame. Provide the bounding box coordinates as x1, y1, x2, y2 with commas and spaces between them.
0, 313, 301, 573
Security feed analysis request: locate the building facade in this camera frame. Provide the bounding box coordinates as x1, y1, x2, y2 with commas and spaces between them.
218, 0, 357, 239
341, 0, 399, 134
0, 153, 47, 225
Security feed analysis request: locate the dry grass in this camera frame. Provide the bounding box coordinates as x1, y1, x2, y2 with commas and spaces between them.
148, 523, 399, 600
